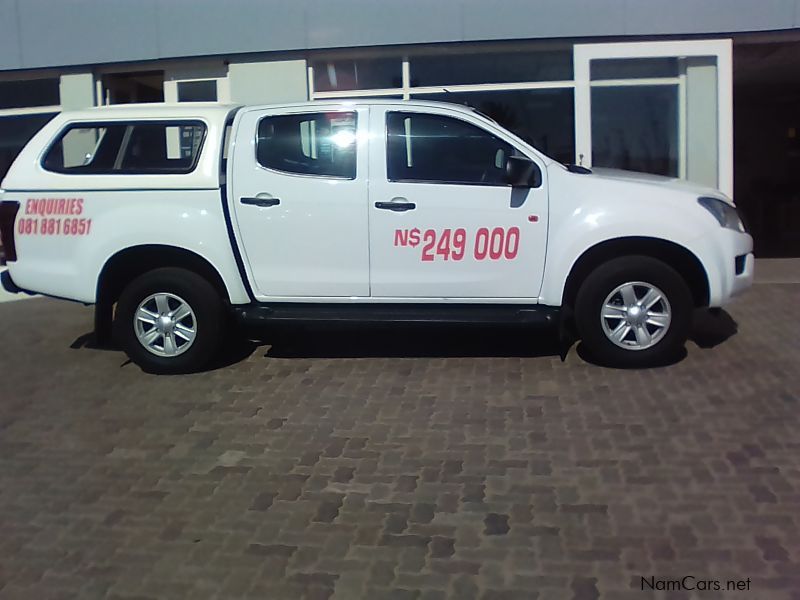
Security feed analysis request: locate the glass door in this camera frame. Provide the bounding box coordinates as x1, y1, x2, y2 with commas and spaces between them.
574, 40, 733, 196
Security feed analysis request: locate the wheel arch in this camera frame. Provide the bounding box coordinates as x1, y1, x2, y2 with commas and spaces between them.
96, 245, 230, 309
561, 237, 710, 310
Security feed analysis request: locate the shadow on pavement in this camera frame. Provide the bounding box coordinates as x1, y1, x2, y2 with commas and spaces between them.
574, 340, 688, 369
70, 329, 261, 372
250, 322, 561, 360
690, 307, 738, 349
70, 332, 116, 351
69, 307, 738, 369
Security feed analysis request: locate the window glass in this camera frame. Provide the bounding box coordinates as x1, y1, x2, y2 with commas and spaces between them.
334, 95, 404, 100
414, 88, 575, 164
387, 112, 513, 185
0, 113, 58, 180
591, 57, 680, 80
312, 58, 401, 92
43, 121, 206, 174
0, 79, 60, 110
102, 71, 164, 104
177, 80, 218, 102
591, 85, 679, 176
257, 112, 357, 179
410, 50, 572, 87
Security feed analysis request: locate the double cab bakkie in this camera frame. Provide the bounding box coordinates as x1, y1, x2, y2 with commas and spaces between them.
0, 101, 754, 373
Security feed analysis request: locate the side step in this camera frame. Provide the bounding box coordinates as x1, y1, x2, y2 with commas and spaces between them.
232, 303, 560, 326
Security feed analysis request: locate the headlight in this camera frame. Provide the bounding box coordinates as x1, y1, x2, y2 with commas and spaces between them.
698, 197, 746, 233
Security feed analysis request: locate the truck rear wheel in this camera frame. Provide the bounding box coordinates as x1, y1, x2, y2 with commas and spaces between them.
574, 256, 692, 367
114, 267, 223, 374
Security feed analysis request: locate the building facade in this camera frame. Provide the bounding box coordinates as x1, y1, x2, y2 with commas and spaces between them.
2, 0, 799, 256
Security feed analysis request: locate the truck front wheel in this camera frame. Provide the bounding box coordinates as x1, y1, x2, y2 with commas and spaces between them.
114, 267, 224, 374
574, 256, 692, 367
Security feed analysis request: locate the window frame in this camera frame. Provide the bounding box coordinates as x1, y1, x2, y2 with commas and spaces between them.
41, 119, 208, 175
385, 110, 517, 188
254, 111, 359, 181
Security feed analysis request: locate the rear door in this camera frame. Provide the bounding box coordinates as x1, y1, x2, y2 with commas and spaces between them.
367, 105, 549, 299
230, 106, 369, 298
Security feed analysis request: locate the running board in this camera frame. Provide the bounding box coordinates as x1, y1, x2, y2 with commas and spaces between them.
232, 303, 560, 326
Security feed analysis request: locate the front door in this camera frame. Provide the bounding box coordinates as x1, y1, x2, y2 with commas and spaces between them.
230, 106, 370, 298
574, 40, 733, 196
367, 105, 548, 299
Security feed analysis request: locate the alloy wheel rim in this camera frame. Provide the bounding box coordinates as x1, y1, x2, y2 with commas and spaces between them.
600, 281, 671, 351
133, 292, 197, 357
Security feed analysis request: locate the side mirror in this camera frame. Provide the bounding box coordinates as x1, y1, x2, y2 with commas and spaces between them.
506, 156, 542, 188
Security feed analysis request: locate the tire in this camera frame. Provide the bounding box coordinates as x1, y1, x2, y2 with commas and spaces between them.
114, 267, 224, 374
574, 255, 692, 368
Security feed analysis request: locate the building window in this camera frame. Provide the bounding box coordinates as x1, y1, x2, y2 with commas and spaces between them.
43, 121, 206, 174
0, 76, 61, 263
177, 80, 218, 102
591, 85, 679, 177
309, 44, 576, 164
0, 78, 60, 110
0, 113, 58, 180
0, 76, 61, 181
412, 88, 575, 165
311, 57, 402, 93
256, 112, 357, 179
409, 49, 572, 87
100, 71, 164, 104
591, 57, 680, 80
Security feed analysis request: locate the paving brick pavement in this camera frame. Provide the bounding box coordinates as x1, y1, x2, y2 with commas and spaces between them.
0, 281, 799, 599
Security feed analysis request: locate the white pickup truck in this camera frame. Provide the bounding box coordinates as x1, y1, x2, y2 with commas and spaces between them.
0, 101, 753, 373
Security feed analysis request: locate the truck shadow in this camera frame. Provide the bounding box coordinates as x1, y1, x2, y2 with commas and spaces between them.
70, 308, 737, 370
252, 323, 561, 360
246, 307, 737, 365
690, 307, 739, 349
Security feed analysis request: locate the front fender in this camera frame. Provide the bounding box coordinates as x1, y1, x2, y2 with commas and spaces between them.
540, 171, 718, 306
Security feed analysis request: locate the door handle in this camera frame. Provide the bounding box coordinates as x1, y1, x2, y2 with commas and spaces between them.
241, 196, 280, 207
375, 200, 416, 212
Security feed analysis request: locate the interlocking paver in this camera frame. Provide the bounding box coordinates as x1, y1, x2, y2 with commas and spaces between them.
1, 279, 799, 599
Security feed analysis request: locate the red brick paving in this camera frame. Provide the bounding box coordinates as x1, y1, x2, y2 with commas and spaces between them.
0, 282, 798, 599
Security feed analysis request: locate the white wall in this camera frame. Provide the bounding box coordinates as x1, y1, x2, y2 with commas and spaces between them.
59, 72, 95, 109
686, 57, 719, 189
228, 59, 308, 104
